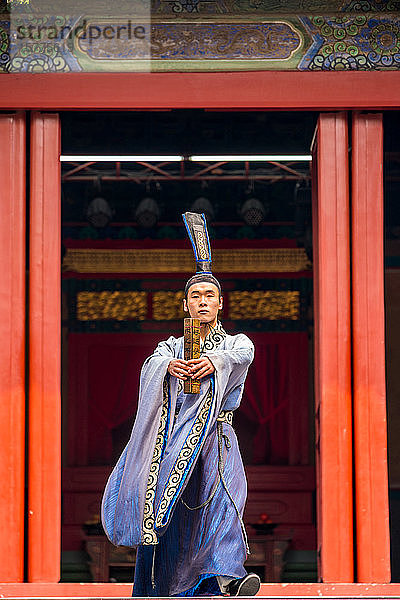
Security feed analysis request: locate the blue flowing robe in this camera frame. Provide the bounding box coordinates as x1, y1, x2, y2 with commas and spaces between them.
101, 323, 254, 596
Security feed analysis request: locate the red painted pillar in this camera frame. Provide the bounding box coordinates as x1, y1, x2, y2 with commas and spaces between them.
28, 112, 61, 582
352, 112, 390, 582
0, 112, 26, 582
313, 113, 353, 582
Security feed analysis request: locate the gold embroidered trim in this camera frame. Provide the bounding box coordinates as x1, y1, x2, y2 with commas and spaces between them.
155, 385, 214, 529
201, 320, 226, 351
217, 410, 233, 425
142, 378, 170, 545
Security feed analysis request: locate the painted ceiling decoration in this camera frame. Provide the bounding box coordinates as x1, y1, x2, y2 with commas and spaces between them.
1, 0, 399, 72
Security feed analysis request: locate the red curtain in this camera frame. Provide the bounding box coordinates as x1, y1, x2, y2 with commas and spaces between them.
68, 334, 161, 465
239, 332, 309, 465
87, 344, 143, 464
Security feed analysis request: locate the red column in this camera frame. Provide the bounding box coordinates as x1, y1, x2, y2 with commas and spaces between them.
0, 113, 26, 582
28, 112, 61, 582
313, 113, 353, 582
352, 112, 390, 582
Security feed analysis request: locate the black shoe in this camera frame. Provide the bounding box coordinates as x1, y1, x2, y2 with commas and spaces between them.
228, 572, 261, 596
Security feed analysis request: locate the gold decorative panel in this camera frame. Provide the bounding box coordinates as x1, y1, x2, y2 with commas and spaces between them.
64, 248, 310, 273
228, 291, 300, 320
77, 291, 147, 321
153, 291, 185, 321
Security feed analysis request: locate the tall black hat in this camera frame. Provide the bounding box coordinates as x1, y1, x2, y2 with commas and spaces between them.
182, 212, 222, 297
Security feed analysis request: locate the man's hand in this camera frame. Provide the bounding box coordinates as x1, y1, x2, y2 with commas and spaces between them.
187, 357, 215, 380
168, 359, 190, 381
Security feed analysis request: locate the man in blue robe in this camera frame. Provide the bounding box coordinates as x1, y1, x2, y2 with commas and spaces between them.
102, 214, 260, 596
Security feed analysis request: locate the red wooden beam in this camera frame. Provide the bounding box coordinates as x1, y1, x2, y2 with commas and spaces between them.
352, 112, 391, 582
3, 582, 400, 597
313, 113, 353, 581
0, 112, 26, 582
29, 112, 62, 582
0, 72, 400, 110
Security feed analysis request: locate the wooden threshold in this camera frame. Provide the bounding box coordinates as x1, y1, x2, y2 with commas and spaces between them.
1, 583, 400, 597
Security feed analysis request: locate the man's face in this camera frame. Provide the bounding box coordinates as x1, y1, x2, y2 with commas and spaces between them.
183, 282, 223, 325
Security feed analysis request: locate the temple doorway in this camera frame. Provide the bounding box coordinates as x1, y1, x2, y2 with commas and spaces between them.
60, 110, 317, 583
